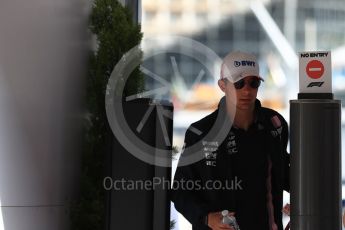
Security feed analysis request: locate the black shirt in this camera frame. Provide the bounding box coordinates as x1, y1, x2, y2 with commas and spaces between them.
228, 126, 269, 229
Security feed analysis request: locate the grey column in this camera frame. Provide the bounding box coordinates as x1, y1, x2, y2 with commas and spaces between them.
109, 99, 173, 230
290, 99, 342, 229
125, 0, 140, 22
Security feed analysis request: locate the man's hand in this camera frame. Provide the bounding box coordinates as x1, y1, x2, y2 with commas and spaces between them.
282, 203, 290, 216
207, 211, 235, 230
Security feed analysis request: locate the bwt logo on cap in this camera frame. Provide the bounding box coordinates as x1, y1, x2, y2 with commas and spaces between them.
234, 60, 256, 67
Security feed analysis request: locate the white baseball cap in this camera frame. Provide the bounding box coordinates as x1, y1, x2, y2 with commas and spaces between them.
220, 51, 263, 83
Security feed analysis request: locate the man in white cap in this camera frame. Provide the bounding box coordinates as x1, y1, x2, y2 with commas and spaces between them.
172, 51, 290, 230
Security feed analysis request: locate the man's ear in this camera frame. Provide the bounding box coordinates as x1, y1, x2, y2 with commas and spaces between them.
218, 79, 226, 92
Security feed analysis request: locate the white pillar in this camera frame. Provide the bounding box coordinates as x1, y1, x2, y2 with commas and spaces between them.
0, 1, 89, 229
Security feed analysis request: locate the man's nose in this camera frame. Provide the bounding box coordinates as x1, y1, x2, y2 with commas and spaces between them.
242, 84, 251, 94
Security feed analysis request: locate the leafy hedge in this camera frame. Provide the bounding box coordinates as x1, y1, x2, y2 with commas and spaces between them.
71, 1, 143, 229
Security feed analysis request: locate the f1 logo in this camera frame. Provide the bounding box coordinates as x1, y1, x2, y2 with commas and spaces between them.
307, 82, 324, 87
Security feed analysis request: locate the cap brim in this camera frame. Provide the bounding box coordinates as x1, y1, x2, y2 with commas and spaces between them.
238, 72, 264, 82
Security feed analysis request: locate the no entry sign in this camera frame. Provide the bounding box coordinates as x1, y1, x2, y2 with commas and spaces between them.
306, 60, 324, 79
299, 51, 332, 93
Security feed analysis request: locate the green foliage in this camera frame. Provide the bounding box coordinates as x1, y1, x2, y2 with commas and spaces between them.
71, 0, 143, 229
89, 0, 144, 97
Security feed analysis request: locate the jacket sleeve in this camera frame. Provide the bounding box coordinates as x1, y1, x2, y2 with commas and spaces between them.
280, 114, 290, 192
171, 127, 210, 229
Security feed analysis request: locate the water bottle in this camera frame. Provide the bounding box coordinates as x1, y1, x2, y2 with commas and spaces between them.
221, 210, 240, 230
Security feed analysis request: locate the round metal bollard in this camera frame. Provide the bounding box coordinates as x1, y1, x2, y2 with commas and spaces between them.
290, 99, 342, 230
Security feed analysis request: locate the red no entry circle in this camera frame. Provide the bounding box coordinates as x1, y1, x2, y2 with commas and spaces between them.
306, 60, 324, 79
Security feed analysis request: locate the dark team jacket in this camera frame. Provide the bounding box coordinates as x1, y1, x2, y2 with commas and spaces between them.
171, 98, 290, 230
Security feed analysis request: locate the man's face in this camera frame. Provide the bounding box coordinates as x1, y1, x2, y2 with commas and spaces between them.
218, 76, 260, 111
